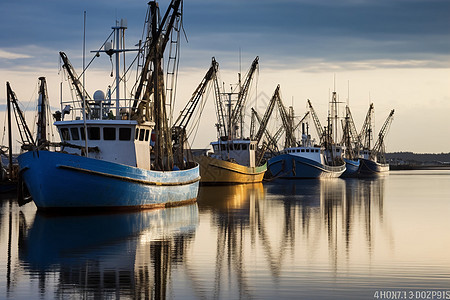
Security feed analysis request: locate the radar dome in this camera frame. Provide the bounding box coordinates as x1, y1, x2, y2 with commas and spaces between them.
93, 90, 105, 102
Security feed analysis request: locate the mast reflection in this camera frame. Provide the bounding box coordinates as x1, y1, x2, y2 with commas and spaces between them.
197, 178, 387, 296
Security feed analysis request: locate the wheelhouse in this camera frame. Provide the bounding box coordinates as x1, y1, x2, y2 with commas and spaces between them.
210, 139, 257, 167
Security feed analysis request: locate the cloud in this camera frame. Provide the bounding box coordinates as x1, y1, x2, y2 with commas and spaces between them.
0, 49, 31, 60
1, 0, 448, 73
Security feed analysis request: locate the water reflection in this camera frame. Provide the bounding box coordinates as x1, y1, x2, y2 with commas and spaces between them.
1, 176, 407, 299
18, 204, 198, 299
196, 178, 388, 298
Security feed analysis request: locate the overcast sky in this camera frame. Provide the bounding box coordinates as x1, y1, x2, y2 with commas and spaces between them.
0, 0, 449, 153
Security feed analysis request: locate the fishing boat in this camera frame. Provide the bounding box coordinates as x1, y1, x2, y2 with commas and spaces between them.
194, 57, 267, 184
17, 1, 200, 211
268, 97, 346, 179
196, 139, 266, 184
358, 105, 394, 176
268, 122, 346, 178
359, 153, 389, 175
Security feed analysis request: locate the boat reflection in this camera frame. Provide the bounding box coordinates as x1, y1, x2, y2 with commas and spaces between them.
19, 204, 198, 299
197, 182, 264, 211
194, 178, 388, 298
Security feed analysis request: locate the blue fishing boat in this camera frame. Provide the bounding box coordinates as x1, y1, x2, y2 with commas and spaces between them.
17, 1, 200, 211
268, 127, 346, 179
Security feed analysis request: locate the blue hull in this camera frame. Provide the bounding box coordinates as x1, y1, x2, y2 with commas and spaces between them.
341, 158, 360, 177
18, 150, 200, 211
268, 154, 345, 179
359, 158, 389, 176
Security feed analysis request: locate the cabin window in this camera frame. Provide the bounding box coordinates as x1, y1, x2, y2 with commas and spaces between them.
135, 128, 139, 140
88, 127, 100, 140
80, 127, 86, 140
103, 127, 116, 140
306, 149, 310, 152
60, 128, 70, 141
235, 144, 241, 150
229, 144, 234, 151
139, 129, 145, 141
145, 130, 150, 141
242, 144, 247, 150
70, 128, 79, 140
213, 145, 218, 152
119, 128, 132, 141
337, 149, 340, 153
301, 149, 305, 152
315, 149, 319, 153
221, 144, 226, 151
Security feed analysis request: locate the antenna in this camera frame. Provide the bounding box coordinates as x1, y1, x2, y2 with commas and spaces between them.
347, 80, 350, 106
82, 11, 89, 157
333, 73, 336, 92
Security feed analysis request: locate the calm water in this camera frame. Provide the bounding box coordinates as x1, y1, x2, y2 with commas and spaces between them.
1, 170, 449, 299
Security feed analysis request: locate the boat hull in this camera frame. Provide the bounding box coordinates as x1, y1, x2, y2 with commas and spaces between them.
194, 155, 266, 184
359, 158, 389, 176
268, 154, 345, 179
341, 158, 360, 177
18, 150, 200, 211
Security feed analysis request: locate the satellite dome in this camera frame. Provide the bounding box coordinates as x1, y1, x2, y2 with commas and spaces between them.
93, 90, 105, 102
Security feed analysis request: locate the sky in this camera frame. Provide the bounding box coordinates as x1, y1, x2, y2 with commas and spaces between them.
0, 0, 449, 153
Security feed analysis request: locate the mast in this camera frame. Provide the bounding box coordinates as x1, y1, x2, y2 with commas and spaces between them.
6, 83, 13, 180
136, 0, 182, 171
113, 20, 127, 119
37, 77, 48, 148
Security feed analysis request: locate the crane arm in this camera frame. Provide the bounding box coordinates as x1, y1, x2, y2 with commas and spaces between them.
59, 51, 91, 114
229, 56, 259, 129
359, 103, 374, 149
292, 111, 310, 132
277, 92, 295, 148
6, 82, 35, 148
173, 57, 218, 130
213, 64, 227, 138
307, 99, 325, 143
344, 106, 360, 145
371, 109, 395, 159
251, 108, 278, 148
253, 85, 280, 145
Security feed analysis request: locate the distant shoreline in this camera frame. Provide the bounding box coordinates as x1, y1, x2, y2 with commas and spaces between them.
390, 165, 450, 170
